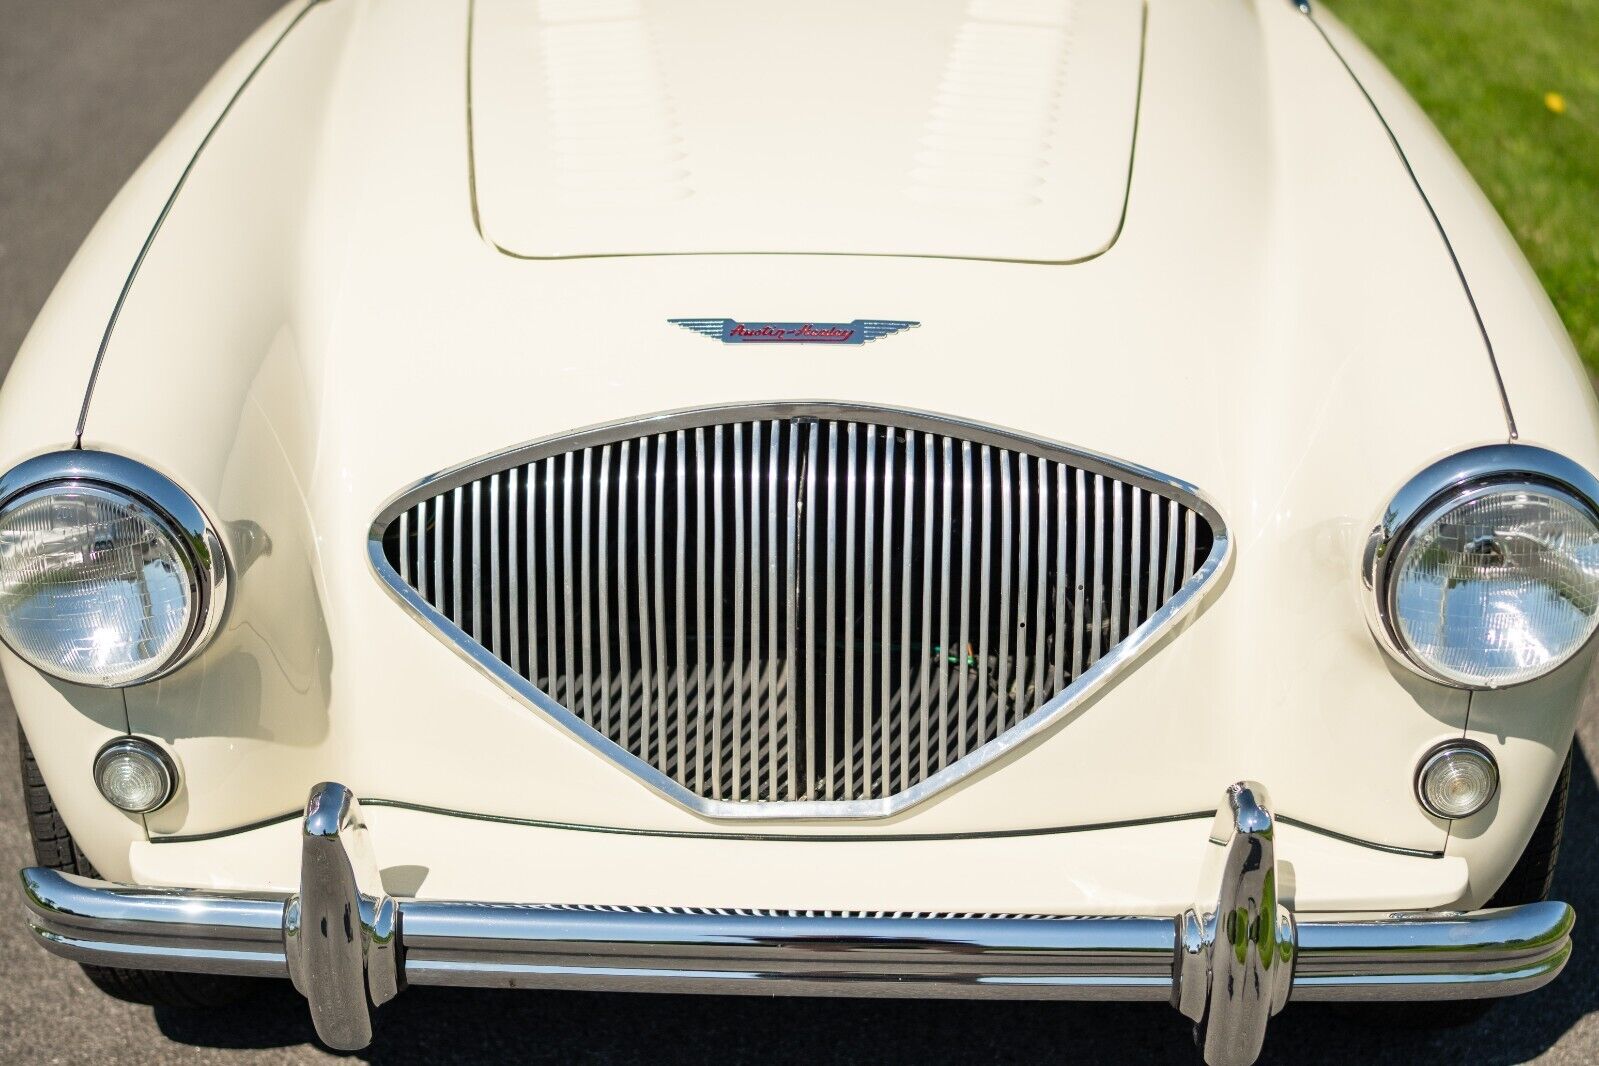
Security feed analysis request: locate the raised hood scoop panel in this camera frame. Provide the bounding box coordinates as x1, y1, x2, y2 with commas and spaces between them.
469, 0, 1144, 261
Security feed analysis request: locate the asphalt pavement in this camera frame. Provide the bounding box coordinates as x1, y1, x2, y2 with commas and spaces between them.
2, 2, 1598, 1062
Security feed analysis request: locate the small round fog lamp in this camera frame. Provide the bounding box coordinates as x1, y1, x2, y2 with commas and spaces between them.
1416, 742, 1498, 820
92, 738, 177, 814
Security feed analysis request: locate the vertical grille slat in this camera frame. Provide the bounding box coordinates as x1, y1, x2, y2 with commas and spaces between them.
766, 422, 781, 800
508, 467, 522, 677
560, 459, 576, 719
383, 411, 1219, 811
956, 441, 973, 762
879, 428, 896, 798
843, 423, 858, 798
824, 421, 839, 801
976, 445, 993, 753
453, 485, 465, 629
1089, 473, 1106, 667
578, 454, 593, 728
415, 499, 428, 604
1108, 477, 1123, 648
675, 431, 689, 788
471, 480, 484, 645
694, 430, 709, 795
1031, 457, 1048, 722
749, 421, 764, 799
1071, 468, 1086, 682
996, 449, 1014, 739
542, 459, 558, 705
711, 428, 725, 798
803, 423, 820, 799
626, 441, 645, 757
615, 445, 632, 751
651, 435, 670, 776
432, 495, 445, 616
1163, 497, 1181, 603
490, 473, 503, 662
898, 430, 917, 794
937, 437, 955, 769
919, 432, 935, 785
732, 425, 747, 799
861, 425, 875, 797
597, 448, 613, 739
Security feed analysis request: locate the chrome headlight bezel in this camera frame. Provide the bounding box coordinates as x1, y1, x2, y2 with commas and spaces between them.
0, 451, 229, 688
1363, 444, 1599, 690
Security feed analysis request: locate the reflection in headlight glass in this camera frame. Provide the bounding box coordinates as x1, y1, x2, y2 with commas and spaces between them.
0, 485, 193, 686
1392, 486, 1599, 686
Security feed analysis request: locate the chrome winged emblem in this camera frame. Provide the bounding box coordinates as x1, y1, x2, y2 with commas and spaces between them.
669, 318, 919, 345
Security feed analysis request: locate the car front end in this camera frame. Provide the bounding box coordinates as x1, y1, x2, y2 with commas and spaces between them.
5, 2, 1596, 1063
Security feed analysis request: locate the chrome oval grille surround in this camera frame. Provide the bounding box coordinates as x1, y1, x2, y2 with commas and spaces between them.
371, 404, 1229, 819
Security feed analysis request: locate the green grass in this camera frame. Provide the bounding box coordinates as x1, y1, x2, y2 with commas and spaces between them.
1326, 0, 1599, 373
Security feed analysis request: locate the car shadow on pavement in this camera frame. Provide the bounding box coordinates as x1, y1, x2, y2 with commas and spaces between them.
153, 749, 1599, 1065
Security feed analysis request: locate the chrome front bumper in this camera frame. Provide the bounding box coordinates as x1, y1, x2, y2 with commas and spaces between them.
20, 782, 1573, 1066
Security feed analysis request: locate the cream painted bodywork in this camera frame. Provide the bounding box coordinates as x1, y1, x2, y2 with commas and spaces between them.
470, 0, 1143, 260
3, 0, 1595, 912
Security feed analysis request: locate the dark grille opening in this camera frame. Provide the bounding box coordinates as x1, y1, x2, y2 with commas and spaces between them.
382, 415, 1215, 806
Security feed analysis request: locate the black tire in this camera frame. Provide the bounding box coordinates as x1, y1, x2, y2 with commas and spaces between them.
18, 724, 266, 1009
1354, 746, 1572, 1030
1486, 746, 1571, 909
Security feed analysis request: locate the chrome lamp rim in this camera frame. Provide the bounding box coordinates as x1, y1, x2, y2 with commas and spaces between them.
366, 401, 1233, 822
1362, 443, 1599, 690
0, 450, 230, 688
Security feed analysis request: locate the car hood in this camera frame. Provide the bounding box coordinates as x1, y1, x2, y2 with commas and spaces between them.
67, 0, 1515, 848
469, 0, 1144, 261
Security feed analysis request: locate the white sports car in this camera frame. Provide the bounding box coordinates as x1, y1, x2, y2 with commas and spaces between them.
6, 2, 1595, 1063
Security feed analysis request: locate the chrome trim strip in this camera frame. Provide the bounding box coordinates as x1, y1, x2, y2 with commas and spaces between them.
1304, 11, 1514, 439
1361, 444, 1599, 690
75, 0, 329, 444
143, 799, 1443, 854
0, 450, 231, 686
367, 402, 1232, 821
147, 802, 1221, 845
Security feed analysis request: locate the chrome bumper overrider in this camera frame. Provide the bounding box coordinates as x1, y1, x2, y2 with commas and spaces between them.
19, 782, 1573, 1066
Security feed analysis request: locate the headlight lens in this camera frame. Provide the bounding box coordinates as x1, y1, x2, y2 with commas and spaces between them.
1387, 482, 1599, 687
0, 481, 203, 686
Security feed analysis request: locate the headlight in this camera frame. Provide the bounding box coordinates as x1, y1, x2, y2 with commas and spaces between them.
0, 453, 227, 687
1365, 445, 1599, 689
